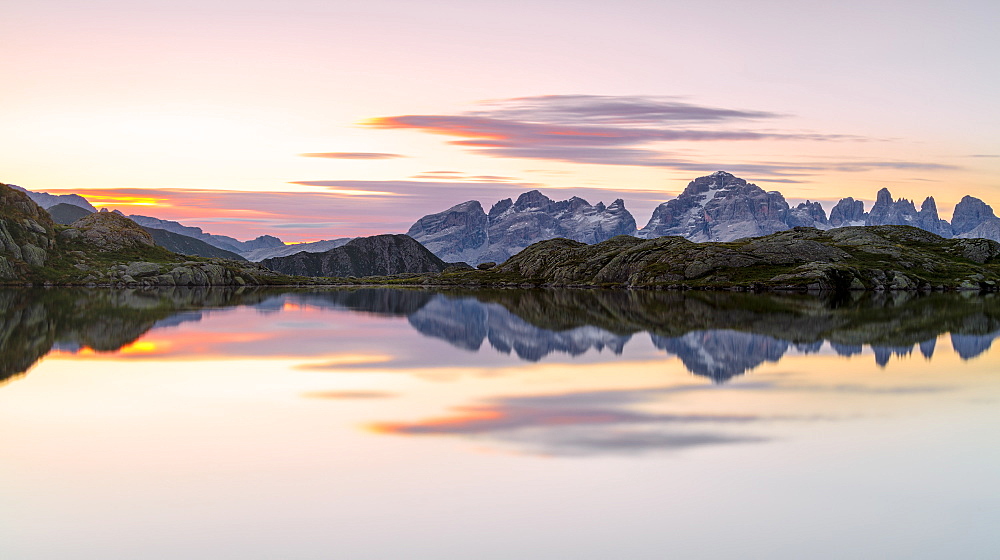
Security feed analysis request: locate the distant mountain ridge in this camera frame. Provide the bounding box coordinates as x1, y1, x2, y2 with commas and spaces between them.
126, 214, 284, 255
10, 185, 97, 213
242, 238, 353, 262
407, 190, 637, 265
637, 171, 828, 241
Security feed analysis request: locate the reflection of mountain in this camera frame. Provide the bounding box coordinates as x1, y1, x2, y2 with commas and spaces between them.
950, 332, 1000, 360
408, 295, 631, 361
0, 287, 275, 384
283, 289, 435, 317
275, 288, 1000, 378
650, 331, 788, 382
6, 287, 1000, 385
465, 290, 1000, 373
299, 288, 1000, 377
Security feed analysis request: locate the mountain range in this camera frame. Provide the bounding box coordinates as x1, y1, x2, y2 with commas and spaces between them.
12, 171, 1000, 268
407, 171, 1000, 264
406, 191, 636, 264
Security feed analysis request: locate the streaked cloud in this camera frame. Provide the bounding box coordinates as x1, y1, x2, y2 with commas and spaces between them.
364, 95, 843, 166
410, 171, 525, 183
300, 152, 406, 159
364, 95, 962, 180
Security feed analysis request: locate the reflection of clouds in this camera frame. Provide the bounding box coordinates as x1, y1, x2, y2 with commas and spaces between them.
370, 387, 770, 457
369, 378, 958, 456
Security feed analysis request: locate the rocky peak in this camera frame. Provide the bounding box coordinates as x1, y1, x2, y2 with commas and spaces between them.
787, 201, 829, 228
513, 190, 553, 211
638, 171, 826, 242
242, 235, 284, 251
488, 198, 513, 219
408, 190, 637, 264
874, 187, 893, 205
866, 188, 917, 226
863, 188, 950, 237
406, 199, 489, 264
261, 234, 450, 278
951, 196, 997, 236
63, 212, 155, 252
829, 197, 866, 227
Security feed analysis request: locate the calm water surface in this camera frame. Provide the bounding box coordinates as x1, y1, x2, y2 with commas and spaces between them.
2, 288, 999, 559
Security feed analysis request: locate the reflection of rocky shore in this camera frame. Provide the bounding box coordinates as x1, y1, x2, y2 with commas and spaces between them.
0, 287, 275, 383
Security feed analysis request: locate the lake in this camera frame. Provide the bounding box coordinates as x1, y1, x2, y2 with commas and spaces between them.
2, 287, 999, 559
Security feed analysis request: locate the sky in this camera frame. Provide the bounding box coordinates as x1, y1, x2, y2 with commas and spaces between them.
3, 0, 999, 242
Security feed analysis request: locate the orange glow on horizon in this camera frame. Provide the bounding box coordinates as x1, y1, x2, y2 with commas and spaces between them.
88, 196, 169, 207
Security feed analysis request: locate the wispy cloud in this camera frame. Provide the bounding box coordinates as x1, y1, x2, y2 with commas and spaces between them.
364, 95, 843, 167
364, 95, 959, 179
300, 152, 406, 159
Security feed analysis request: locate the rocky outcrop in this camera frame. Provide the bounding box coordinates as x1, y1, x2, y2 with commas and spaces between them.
100, 260, 278, 287
469, 225, 1000, 291
407, 191, 636, 264
0, 184, 58, 279
260, 234, 450, 278
637, 171, 827, 241
62, 211, 155, 251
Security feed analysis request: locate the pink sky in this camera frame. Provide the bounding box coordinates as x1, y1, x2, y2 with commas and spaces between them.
3, 0, 998, 242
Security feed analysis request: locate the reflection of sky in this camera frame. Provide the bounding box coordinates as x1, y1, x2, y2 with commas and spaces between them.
4, 295, 1000, 559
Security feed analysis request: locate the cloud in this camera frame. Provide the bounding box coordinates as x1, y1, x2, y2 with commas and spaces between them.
364, 95, 847, 169
473, 94, 784, 124
300, 152, 406, 159
409, 171, 525, 183
364, 95, 962, 179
